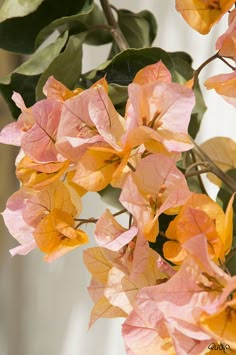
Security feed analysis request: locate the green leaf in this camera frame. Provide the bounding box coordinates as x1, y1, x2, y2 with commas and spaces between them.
0, 0, 44, 22
0, 32, 68, 118
108, 84, 128, 115
108, 9, 157, 58
117, 9, 157, 48
149, 213, 176, 257
0, 73, 40, 118
169, 51, 207, 139
15, 31, 68, 76
217, 168, 236, 237
0, 0, 89, 53
36, 1, 111, 48
36, 32, 85, 100
81, 47, 174, 87
226, 237, 236, 276
98, 185, 123, 210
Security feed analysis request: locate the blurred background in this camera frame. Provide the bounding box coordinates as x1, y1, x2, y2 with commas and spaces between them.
0, 1, 235, 355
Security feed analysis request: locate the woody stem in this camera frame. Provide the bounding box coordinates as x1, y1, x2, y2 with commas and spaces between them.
100, 0, 129, 51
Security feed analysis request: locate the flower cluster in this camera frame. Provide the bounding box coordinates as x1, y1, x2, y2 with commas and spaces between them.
0, 1, 236, 354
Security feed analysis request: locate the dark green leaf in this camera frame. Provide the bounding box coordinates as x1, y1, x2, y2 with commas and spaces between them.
117, 9, 157, 48
98, 185, 123, 210
0, 73, 40, 118
217, 168, 236, 236
0, 0, 44, 22
0, 0, 89, 53
149, 213, 176, 257
36, 2, 111, 48
81, 47, 174, 87
169, 51, 207, 139
109, 9, 157, 58
0, 32, 68, 119
226, 236, 236, 276
36, 32, 85, 100
14, 31, 68, 76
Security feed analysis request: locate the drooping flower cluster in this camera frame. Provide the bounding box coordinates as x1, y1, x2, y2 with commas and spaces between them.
1, 56, 235, 353
0, 61, 195, 261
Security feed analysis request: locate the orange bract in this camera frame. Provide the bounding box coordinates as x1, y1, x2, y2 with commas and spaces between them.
176, 0, 235, 34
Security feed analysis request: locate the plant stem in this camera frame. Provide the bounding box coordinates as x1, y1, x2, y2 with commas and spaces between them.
189, 150, 209, 195
193, 52, 219, 87
226, 247, 236, 264
100, 0, 129, 51
113, 208, 127, 217
217, 55, 236, 70
193, 52, 236, 87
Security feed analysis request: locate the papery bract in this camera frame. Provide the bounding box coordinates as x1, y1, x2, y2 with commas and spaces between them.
0, 92, 34, 146
132, 61, 172, 85
120, 153, 191, 242
205, 70, 236, 108
164, 193, 233, 264
95, 209, 138, 251
2, 187, 37, 256
16, 155, 70, 189
175, 0, 235, 34
125, 78, 195, 152
216, 8, 236, 61
122, 233, 234, 355
56, 83, 112, 162
43, 76, 83, 102
3, 180, 86, 261
22, 99, 63, 162
33, 208, 88, 262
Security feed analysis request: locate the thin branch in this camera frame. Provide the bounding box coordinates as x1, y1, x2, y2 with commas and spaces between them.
193, 52, 219, 88
74, 208, 128, 228
113, 208, 127, 217
127, 161, 136, 172
189, 150, 208, 195
100, 0, 129, 51
192, 139, 236, 193
217, 55, 236, 70
185, 161, 210, 176
185, 167, 212, 178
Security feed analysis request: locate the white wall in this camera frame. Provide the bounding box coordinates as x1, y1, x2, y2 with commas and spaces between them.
0, 1, 235, 355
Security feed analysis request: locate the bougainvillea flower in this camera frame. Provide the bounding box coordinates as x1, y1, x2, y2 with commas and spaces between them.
2, 181, 88, 261
120, 153, 192, 242
33, 208, 88, 262
175, 0, 235, 34
104, 251, 167, 315
85, 246, 169, 319
16, 155, 70, 189
0, 92, 34, 146
72, 145, 131, 191
200, 299, 236, 349
164, 193, 234, 264
87, 278, 127, 328
205, 70, 236, 108
84, 247, 129, 325
216, 8, 236, 61
94, 209, 138, 251
43, 76, 108, 102
56, 84, 119, 161
122, 233, 235, 355
125, 75, 195, 152
43, 76, 83, 102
